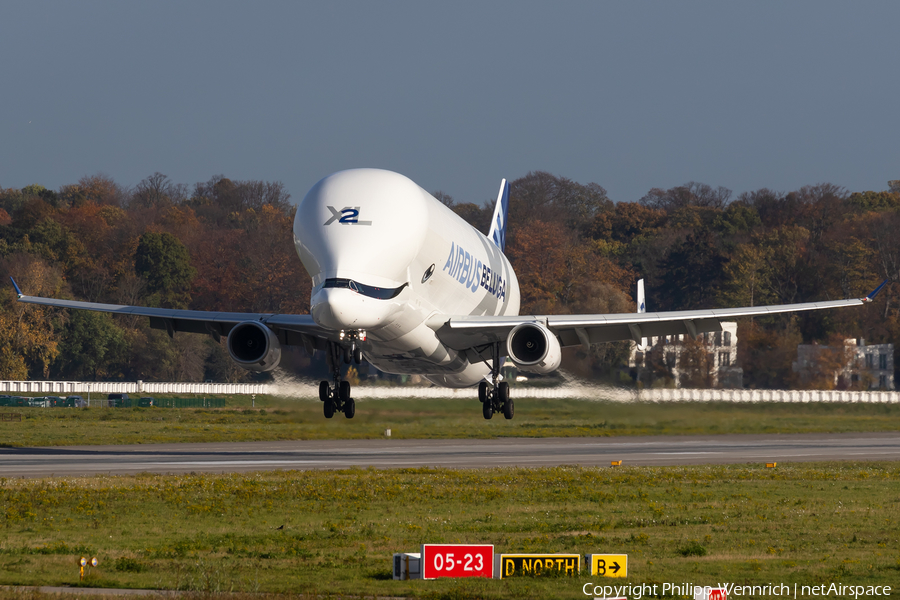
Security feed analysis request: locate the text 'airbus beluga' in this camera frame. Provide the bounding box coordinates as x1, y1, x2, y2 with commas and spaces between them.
12, 169, 887, 420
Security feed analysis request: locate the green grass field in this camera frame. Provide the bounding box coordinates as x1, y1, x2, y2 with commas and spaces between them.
0, 463, 898, 597
1, 399, 898, 598
1, 397, 899, 447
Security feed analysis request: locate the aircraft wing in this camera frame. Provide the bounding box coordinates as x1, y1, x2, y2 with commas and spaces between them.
10, 278, 329, 349
429, 282, 886, 354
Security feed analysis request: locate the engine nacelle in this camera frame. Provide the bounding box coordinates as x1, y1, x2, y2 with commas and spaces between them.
227, 321, 282, 372
506, 322, 562, 374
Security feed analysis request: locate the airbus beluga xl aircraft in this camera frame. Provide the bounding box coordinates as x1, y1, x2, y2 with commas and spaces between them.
11, 169, 886, 420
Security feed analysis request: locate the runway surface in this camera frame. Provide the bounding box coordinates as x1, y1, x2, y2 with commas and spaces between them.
2, 432, 898, 478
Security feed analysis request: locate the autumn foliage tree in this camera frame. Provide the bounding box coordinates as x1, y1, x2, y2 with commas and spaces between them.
134, 231, 195, 309
0, 169, 897, 387
0, 254, 65, 379
0, 172, 302, 382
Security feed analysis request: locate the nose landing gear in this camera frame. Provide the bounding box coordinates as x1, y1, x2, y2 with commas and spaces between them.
479, 342, 514, 420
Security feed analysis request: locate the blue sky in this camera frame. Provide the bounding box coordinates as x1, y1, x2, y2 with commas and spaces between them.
2, 1, 898, 206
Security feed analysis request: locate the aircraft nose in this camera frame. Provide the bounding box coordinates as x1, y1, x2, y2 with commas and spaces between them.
310, 287, 396, 331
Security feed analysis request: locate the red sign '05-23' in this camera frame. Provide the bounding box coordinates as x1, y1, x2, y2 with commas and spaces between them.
420, 544, 493, 579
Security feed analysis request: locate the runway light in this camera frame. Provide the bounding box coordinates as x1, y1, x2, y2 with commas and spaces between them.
79, 556, 98, 580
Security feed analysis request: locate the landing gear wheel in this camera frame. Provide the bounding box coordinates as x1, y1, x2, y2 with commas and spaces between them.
497, 381, 510, 407
344, 397, 356, 419
324, 400, 336, 419
482, 400, 493, 420
478, 381, 489, 403
353, 348, 362, 364
503, 397, 514, 420
319, 381, 329, 402
339, 381, 351, 402
343, 347, 352, 364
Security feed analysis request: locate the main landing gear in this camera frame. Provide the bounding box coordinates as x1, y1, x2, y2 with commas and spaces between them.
319, 336, 362, 419
479, 342, 514, 420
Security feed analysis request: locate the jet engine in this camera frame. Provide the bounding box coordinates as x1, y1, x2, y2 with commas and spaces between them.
227, 321, 282, 372
506, 322, 562, 374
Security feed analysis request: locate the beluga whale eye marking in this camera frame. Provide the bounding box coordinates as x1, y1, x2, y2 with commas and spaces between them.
324, 206, 372, 226
422, 264, 435, 283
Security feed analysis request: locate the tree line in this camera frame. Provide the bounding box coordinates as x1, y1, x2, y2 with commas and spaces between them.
1, 171, 898, 389
441, 173, 899, 389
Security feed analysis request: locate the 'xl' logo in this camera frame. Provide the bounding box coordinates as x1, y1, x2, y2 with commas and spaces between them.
324, 206, 372, 226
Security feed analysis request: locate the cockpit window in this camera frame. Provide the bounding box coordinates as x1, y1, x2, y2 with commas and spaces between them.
322, 278, 408, 300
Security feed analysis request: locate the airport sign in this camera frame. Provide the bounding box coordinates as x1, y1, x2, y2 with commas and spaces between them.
420, 544, 493, 579
586, 553, 627, 577
494, 553, 580, 578
694, 587, 727, 600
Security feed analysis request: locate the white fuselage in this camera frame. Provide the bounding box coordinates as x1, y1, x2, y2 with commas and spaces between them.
293, 169, 521, 387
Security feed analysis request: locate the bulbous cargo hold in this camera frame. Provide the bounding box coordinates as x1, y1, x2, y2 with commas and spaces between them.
227, 321, 282, 372
293, 168, 429, 295
506, 322, 562, 374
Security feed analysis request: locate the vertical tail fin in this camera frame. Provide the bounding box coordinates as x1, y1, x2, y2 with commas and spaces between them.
487, 179, 509, 252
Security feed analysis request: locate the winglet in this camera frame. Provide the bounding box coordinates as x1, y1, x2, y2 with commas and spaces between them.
636, 278, 649, 351
487, 179, 509, 253
10, 277, 23, 298
863, 279, 889, 302
637, 278, 646, 314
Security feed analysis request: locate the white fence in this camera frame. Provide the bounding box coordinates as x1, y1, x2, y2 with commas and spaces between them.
1, 380, 898, 403
0, 380, 271, 396
636, 388, 900, 403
